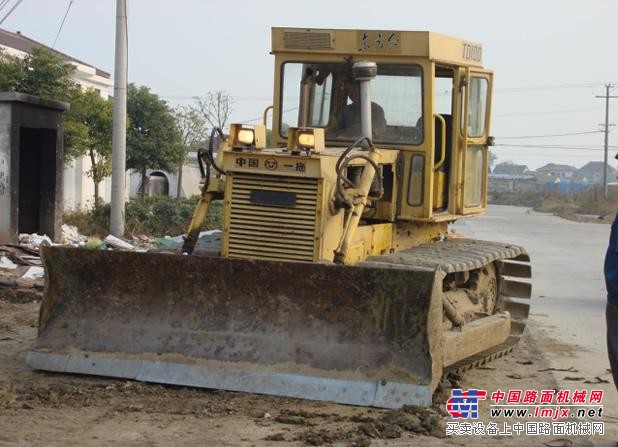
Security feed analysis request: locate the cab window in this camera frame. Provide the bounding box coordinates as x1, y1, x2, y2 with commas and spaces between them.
467, 77, 488, 137
280, 62, 423, 145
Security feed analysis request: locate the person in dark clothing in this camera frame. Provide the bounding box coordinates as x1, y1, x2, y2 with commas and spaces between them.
334, 78, 386, 139
604, 164, 618, 389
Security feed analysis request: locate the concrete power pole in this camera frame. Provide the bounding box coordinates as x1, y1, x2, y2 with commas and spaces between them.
597, 83, 617, 199
110, 0, 128, 236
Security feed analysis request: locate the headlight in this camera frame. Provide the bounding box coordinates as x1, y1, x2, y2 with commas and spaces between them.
237, 129, 255, 145
287, 127, 324, 154
297, 132, 315, 148
229, 124, 266, 150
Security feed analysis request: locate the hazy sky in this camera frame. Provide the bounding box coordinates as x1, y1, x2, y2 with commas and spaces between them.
4, 0, 616, 169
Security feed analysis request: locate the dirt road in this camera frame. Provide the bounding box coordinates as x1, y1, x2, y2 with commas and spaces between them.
2, 293, 591, 446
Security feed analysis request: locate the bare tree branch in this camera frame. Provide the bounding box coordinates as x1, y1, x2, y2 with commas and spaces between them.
174, 104, 208, 149
195, 90, 233, 132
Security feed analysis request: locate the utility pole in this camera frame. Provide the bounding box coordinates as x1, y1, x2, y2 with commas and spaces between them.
596, 83, 617, 198
110, 0, 128, 236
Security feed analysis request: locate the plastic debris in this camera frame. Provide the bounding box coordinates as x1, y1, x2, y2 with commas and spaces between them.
61, 224, 86, 246
156, 237, 178, 247
0, 256, 17, 270
18, 233, 52, 248
152, 230, 221, 250
103, 234, 135, 251
19, 255, 42, 266
22, 266, 45, 280
85, 238, 104, 250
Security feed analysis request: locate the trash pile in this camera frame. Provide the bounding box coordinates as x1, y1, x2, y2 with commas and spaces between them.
0, 225, 222, 303
0, 243, 45, 303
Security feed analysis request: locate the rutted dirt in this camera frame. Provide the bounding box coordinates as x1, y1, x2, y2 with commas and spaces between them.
0, 294, 608, 446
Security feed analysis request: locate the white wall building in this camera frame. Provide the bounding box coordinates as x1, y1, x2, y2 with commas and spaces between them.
0, 28, 114, 209
1, 28, 202, 208
127, 152, 203, 199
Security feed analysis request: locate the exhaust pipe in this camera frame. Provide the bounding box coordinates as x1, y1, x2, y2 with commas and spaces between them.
352, 61, 378, 140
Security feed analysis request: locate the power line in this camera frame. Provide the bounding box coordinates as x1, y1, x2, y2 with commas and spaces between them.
52, 0, 74, 49
239, 115, 265, 124
162, 95, 272, 101
497, 130, 602, 139
495, 82, 603, 93
495, 144, 607, 151
515, 144, 618, 149
0, 0, 23, 25
162, 81, 610, 101
0, 0, 11, 13
237, 106, 298, 124
494, 153, 603, 160
493, 106, 607, 117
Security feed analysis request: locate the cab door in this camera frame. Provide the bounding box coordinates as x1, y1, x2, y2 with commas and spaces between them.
455, 67, 493, 215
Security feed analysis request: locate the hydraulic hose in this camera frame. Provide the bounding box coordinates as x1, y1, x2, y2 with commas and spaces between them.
334, 136, 381, 208
206, 127, 225, 176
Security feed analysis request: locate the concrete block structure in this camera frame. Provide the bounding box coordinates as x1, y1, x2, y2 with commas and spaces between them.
0, 27, 113, 209
0, 93, 68, 243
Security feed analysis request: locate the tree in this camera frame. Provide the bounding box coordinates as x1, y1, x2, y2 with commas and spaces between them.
0, 50, 23, 92
195, 90, 233, 131
127, 84, 184, 197
174, 105, 207, 198
0, 47, 77, 101
64, 89, 113, 205
0, 47, 113, 206
489, 150, 497, 170
493, 161, 529, 176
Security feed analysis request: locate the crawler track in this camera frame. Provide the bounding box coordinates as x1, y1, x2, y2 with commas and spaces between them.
189, 235, 533, 376
362, 238, 532, 375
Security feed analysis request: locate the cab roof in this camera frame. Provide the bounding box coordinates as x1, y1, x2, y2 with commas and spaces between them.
272, 27, 484, 68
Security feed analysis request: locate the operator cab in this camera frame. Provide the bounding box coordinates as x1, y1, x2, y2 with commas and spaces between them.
271, 28, 492, 223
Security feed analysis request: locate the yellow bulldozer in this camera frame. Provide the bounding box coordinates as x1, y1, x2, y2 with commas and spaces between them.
27, 28, 531, 408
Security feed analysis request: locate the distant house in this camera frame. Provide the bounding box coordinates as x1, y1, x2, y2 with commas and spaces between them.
535, 163, 577, 180
0, 28, 114, 209
576, 161, 618, 184
489, 173, 537, 193
492, 163, 529, 175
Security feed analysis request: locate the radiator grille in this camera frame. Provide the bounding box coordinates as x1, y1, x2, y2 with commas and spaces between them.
284, 31, 333, 50
227, 173, 318, 262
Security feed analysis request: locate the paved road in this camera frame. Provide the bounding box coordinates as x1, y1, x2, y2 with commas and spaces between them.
457, 205, 617, 429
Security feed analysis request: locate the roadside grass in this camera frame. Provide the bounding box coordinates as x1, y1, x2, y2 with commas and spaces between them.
490, 187, 618, 222
64, 196, 223, 238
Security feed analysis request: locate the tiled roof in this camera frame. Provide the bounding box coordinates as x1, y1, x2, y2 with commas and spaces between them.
536, 163, 577, 172
578, 161, 618, 174
0, 28, 110, 79
493, 164, 529, 175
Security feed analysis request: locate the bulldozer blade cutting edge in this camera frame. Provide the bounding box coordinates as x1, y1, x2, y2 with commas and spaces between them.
27, 246, 444, 408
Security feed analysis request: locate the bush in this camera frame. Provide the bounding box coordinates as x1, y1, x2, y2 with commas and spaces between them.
64, 196, 223, 238
489, 189, 573, 211
572, 186, 618, 217
490, 186, 618, 221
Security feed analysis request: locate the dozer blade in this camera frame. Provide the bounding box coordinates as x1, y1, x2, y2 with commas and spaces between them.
27, 246, 444, 408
